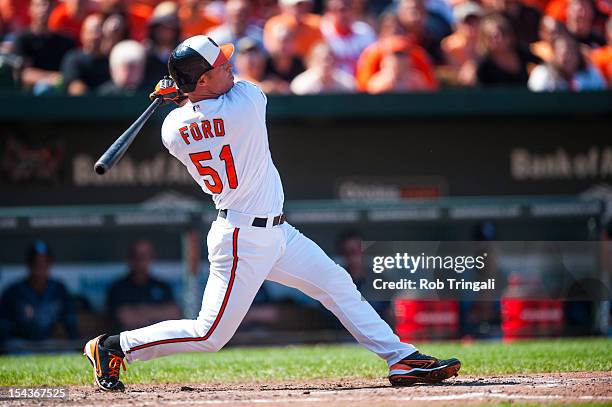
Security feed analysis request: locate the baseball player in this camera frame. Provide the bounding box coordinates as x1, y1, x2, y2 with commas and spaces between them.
84, 35, 461, 391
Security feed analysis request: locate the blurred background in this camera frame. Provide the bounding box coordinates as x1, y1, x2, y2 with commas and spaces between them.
0, 0, 610, 355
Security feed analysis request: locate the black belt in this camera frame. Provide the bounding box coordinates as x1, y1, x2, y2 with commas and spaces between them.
218, 209, 286, 227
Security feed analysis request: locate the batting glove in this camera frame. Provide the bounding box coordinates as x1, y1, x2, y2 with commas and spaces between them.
149, 76, 187, 105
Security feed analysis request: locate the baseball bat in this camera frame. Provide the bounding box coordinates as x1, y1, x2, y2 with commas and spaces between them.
94, 97, 163, 175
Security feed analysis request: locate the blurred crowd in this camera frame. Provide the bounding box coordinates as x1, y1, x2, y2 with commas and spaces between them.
0, 0, 610, 96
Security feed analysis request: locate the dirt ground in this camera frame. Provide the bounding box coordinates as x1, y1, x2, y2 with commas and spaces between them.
4, 372, 612, 406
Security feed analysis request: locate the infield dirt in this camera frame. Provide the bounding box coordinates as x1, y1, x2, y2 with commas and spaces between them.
4, 371, 612, 406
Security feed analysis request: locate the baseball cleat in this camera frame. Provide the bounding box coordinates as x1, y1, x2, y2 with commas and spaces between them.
83, 334, 126, 391
388, 351, 461, 386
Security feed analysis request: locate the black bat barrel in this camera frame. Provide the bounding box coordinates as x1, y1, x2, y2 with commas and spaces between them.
94, 97, 164, 175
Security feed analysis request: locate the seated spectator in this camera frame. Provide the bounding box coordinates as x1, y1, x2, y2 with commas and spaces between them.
0, 241, 78, 342
397, 0, 449, 65
178, 0, 221, 39
367, 49, 431, 93
98, 0, 152, 42
100, 12, 130, 55
352, 0, 378, 27
61, 13, 110, 95
208, 0, 263, 52
566, 0, 605, 48
13, 0, 76, 94
234, 37, 267, 85
250, 0, 281, 27
528, 33, 605, 90
48, 0, 93, 42
441, 2, 482, 80
481, 0, 541, 45
98, 40, 147, 95
264, 0, 322, 59
320, 0, 376, 75
144, 2, 181, 89
107, 240, 181, 332
262, 26, 305, 94
530, 15, 565, 63
591, 17, 612, 86
377, 11, 404, 39
356, 35, 438, 91
290, 42, 355, 94
476, 13, 541, 86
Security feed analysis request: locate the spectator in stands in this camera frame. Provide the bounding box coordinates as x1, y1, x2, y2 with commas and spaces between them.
476, 13, 541, 86
367, 49, 431, 93
234, 37, 267, 85
396, 0, 448, 65
98, 0, 152, 42
61, 13, 110, 95
98, 39, 147, 95
528, 33, 605, 91
48, 0, 93, 42
178, 0, 221, 39
100, 12, 130, 55
144, 2, 181, 89
352, 0, 378, 28
107, 240, 181, 332
262, 26, 305, 94
264, 0, 322, 59
250, 0, 281, 27
356, 35, 438, 91
0, 241, 78, 342
591, 17, 612, 86
530, 15, 564, 63
13, 0, 76, 94
291, 42, 355, 94
377, 11, 404, 39
441, 2, 482, 84
320, 0, 376, 75
565, 0, 605, 48
481, 0, 541, 45
208, 0, 263, 53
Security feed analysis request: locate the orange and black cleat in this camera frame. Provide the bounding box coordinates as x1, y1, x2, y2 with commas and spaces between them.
388, 351, 461, 386
83, 334, 126, 391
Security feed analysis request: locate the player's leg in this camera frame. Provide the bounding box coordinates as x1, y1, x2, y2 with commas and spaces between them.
267, 222, 416, 364
266, 223, 460, 386
84, 219, 284, 390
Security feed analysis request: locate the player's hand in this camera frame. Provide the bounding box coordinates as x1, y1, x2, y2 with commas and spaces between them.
149, 77, 187, 105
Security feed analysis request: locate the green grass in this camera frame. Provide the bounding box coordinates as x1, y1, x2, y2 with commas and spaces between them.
0, 338, 610, 386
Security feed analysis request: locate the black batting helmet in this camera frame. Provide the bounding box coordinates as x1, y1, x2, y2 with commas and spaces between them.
168, 35, 235, 93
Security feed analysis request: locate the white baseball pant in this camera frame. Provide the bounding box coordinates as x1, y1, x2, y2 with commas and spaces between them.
120, 215, 416, 366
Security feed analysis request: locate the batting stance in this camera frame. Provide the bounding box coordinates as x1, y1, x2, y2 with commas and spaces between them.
84, 35, 461, 391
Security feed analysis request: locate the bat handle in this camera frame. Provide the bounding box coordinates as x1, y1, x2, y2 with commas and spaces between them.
94, 97, 163, 175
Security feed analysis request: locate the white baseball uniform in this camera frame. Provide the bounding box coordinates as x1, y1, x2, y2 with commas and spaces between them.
119, 80, 416, 366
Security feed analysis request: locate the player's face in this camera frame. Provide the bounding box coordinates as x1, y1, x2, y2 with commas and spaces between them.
204, 62, 235, 95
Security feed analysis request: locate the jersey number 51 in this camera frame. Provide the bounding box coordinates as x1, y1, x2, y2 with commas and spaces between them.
189, 144, 238, 194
